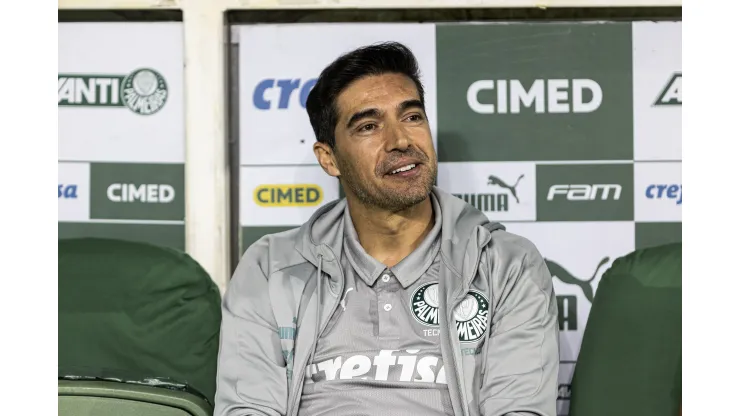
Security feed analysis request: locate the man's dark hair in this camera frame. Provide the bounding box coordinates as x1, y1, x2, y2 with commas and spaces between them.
305, 41, 425, 148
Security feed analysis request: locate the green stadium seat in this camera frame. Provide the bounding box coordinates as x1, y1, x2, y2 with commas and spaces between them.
568, 242, 681, 416
59, 380, 212, 416
59, 237, 222, 415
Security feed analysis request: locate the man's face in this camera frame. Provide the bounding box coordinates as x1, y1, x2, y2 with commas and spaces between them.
314, 73, 437, 212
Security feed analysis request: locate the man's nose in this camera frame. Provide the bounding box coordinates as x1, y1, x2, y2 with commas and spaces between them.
384, 122, 410, 152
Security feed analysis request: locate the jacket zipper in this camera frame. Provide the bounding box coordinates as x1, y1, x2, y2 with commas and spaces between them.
448, 241, 486, 416
287, 248, 345, 416
447, 302, 467, 415
448, 287, 468, 416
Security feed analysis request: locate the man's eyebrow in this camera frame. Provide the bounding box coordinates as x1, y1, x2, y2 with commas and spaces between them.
397, 99, 425, 113
345, 108, 381, 129
344, 99, 425, 129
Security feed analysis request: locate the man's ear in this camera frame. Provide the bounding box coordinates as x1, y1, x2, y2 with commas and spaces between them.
313, 142, 341, 178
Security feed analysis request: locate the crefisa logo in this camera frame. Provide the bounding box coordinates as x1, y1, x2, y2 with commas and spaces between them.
59, 184, 78, 199
646, 183, 682, 205
253, 78, 317, 110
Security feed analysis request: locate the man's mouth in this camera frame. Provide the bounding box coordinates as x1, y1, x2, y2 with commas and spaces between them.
390, 164, 417, 175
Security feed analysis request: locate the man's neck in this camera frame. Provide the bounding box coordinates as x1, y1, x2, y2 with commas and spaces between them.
347, 195, 434, 268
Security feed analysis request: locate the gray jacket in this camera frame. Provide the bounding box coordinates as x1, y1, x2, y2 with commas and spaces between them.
215, 187, 559, 416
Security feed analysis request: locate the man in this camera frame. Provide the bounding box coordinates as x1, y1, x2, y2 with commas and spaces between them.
215, 42, 559, 416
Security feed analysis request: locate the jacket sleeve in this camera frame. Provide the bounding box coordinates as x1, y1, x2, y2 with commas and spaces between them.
214, 245, 289, 416
479, 242, 560, 416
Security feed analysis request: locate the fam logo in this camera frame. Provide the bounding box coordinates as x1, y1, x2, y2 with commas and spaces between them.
646, 183, 682, 205
546, 257, 610, 331
58, 184, 78, 199
467, 79, 603, 114
253, 78, 317, 110
453, 174, 524, 213
547, 184, 622, 201
410, 282, 490, 343
107, 183, 176, 203
58, 68, 168, 115
253, 184, 323, 207
653, 72, 682, 106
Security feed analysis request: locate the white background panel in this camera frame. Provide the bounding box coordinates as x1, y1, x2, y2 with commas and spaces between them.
437, 162, 536, 221
634, 162, 682, 221
557, 362, 576, 416
632, 21, 682, 161
238, 23, 437, 166
58, 22, 185, 163
240, 165, 340, 226
58, 162, 90, 221
501, 222, 635, 362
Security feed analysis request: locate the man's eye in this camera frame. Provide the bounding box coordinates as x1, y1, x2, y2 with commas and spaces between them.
406, 114, 423, 122
358, 124, 376, 132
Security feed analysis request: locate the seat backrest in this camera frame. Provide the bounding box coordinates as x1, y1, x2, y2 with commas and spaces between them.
568, 242, 681, 416
58, 380, 212, 416
59, 237, 222, 405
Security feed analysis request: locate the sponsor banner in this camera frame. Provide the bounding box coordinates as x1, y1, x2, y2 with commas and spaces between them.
238, 23, 437, 166
435, 22, 633, 162
536, 163, 634, 222
634, 162, 682, 222
635, 222, 682, 250
59, 22, 185, 250
305, 349, 446, 385
632, 22, 682, 161
58, 162, 91, 222
437, 162, 536, 221
240, 166, 340, 226
90, 163, 185, 221
58, 22, 185, 164
502, 221, 635, 363
58, 68, 168, 115
230, 21, 681, 416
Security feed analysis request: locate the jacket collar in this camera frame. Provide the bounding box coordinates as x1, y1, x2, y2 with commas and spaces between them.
294, 186, 503, 289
